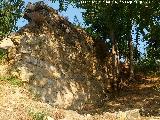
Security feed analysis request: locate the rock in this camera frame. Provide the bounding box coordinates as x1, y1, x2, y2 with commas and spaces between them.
0, 37, 14, 49
46, 116, 54, 120
125, 109, 141, 120
0, 1, 110, 110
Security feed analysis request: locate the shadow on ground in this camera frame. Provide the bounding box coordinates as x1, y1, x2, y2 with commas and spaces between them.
79, 77, 160, 117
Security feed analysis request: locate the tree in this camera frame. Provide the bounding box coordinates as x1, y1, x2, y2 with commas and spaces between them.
0, 0, 24, 39
74, 1, 137, 87
0, 0, 159, 89
52, 0, 160, 89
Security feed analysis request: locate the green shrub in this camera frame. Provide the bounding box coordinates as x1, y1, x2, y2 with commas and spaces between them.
29, 110, 46, 120
0, 48, 6, 60
134, 58, 160, 76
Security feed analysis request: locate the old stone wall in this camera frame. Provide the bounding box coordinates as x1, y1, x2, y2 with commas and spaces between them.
0, 2, 109, 110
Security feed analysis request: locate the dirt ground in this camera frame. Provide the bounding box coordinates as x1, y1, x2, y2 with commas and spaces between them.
0, 77, 159, 120
102, 77, 160, 116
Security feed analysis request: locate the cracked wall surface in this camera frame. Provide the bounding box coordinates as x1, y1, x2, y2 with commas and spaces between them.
0, 1, 110, 110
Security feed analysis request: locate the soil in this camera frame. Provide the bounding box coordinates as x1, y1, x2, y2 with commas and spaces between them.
0, 77, 159, 120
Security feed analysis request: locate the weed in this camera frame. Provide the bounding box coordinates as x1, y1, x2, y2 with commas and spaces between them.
33, 92, 42, 101
28, 109, 46, 120
28, 87, 42, 101
0, 48, 6, 60
0, 76, 22, 86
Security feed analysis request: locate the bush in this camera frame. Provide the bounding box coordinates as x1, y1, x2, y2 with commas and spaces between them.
134, 58, 160, 76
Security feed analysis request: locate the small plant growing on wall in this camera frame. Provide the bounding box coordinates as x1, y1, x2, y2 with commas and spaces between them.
0, 76, 22, 86
28, 109, 46, 120
0, 48, 6, 60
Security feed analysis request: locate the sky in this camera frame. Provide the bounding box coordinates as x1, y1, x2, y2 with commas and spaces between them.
16, 0, 85, 29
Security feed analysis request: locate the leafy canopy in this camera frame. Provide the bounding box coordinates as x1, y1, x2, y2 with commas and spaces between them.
0, 0, 24, 38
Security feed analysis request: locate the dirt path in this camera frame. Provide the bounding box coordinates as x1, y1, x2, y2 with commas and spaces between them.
102, 77, 160, 117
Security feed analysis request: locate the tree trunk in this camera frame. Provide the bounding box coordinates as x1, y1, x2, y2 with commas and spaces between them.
129, 35, 134, 80
110, 30, 118, 91
115, 41, 120, 77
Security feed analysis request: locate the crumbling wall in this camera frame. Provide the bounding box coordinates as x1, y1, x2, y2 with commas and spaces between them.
0, 2, 109, 110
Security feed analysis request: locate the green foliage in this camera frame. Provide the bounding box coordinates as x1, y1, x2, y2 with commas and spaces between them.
29, 110, 46, 120
32, 91, 42, 101
134, 58, 160, 76
50, 0, 74, 11
145, 25, 160, 60
53, 0, 160, 76
0, 0, 24, 37
0, 0, 159, 76
0, 49, 6, 60
0, 76, 22, 86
